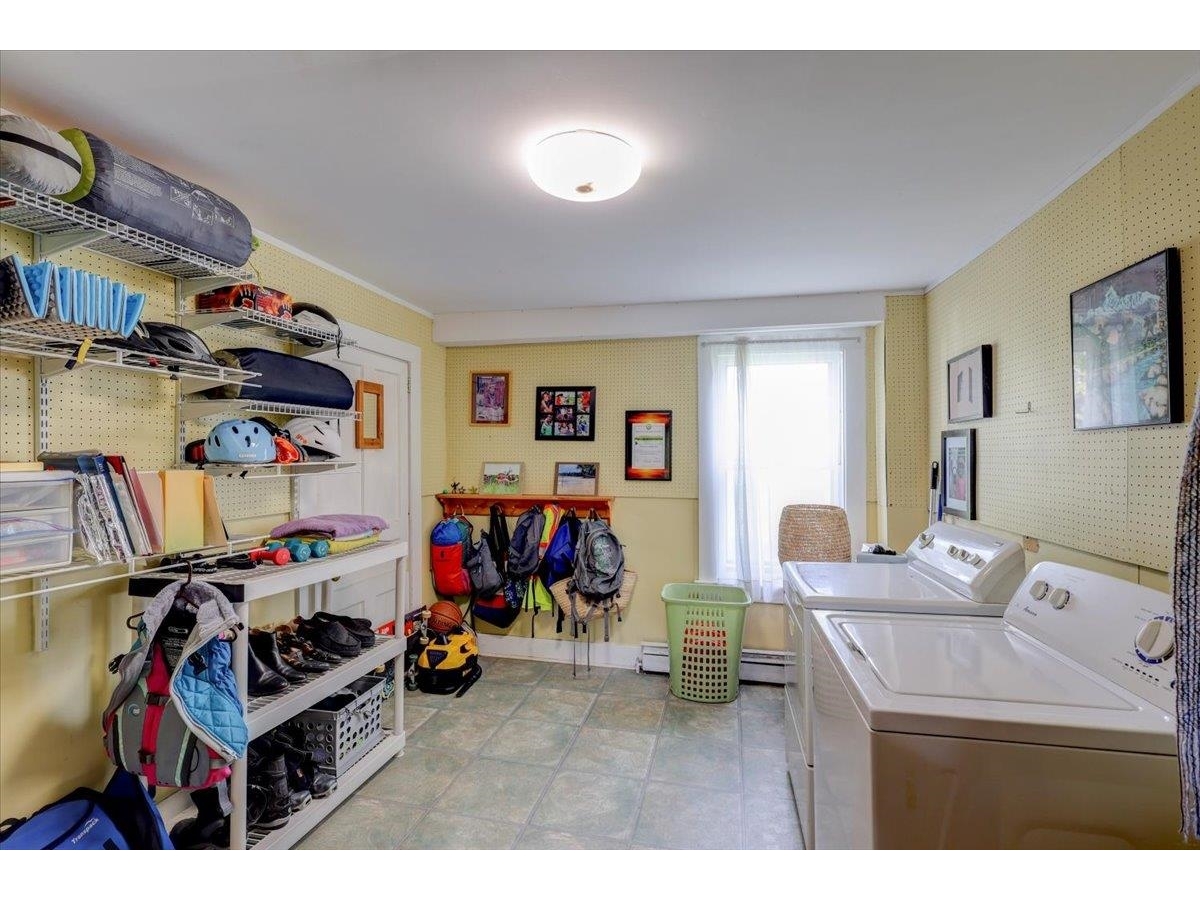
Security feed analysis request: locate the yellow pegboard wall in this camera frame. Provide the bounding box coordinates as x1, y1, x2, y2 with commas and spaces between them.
864, 328, 877, 505
883, 295, 930, 510
925, 87, 1198, 572
445, 337, 698, 499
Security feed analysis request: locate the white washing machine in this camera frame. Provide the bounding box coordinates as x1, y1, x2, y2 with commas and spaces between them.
810, 562, 1184, 849
781, 521, 1024, 847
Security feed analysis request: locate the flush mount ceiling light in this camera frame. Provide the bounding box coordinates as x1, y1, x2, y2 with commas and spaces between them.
527, 129, 642, 202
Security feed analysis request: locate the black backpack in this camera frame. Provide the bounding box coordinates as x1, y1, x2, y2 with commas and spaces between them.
465, 534, 503, 598
507, 506, 545, 578
469, 506, 522, 631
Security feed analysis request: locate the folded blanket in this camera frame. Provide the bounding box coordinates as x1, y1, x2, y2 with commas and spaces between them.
270, 514, 388, 541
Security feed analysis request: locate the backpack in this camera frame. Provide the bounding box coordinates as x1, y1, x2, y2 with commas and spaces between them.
430, 514, 473, 597
103, 579, 247, 790
506, 507, 544, 578
0, 769, 173, 850
567, 512, 627, 641
470, 506, 522, 630
465, 532, 503, 598
486, 504, 509, 578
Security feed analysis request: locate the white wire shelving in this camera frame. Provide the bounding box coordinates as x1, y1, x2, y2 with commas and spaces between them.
0, 179, 253, 293
178, 308, 355, 357
179, 397, 361, 422
184, 460, 358, 479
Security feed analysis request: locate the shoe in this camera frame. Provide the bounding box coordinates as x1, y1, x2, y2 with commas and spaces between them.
169, 815, 229, 850
247, 738, 292, 830
278, 630, 344, 665
248, 644, 289, 697
280, 646, 331, 673
293, 616, 361, 658
249, 629, 307, 684
274, 728, 338, 800
312, 611, 377, 648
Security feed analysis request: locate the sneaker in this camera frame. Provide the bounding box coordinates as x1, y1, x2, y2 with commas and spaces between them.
312, 611, 377, 649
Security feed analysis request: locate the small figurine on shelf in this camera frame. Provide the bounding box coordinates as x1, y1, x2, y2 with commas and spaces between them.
448, 481, 468, 494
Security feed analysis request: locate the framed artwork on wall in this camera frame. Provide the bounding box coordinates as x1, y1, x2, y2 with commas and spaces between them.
1070, 248, 1183, 430
946, 345, 993, 423
625, 410, 672, 481
554, 462, 599, 496
535, 386, 595, 441
355, 380, 384, 449
480, 462, 522, 494
471, 371, 510, 425
940, 428, 976, 520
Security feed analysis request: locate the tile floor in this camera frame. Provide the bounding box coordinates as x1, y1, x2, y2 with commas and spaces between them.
297, 657, 802, 850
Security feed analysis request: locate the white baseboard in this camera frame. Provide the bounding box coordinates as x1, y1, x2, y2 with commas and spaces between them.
477, 633, 641, 670
639, 642, 792, 685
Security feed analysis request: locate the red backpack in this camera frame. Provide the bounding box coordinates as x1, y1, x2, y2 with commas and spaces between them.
430, 514, 473, 597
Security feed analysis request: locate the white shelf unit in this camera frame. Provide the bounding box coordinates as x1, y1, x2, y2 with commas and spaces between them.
129, 539, 409, 850
178, 308, 356, 357
179, 397, 361, 422
187, 460, 358, 480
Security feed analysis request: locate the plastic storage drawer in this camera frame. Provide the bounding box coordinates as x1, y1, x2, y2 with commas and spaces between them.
0, 471, 75, 514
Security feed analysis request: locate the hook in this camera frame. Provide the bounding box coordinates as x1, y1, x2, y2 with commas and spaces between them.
1015, 401, 1033, 415
185, 559, 194, 585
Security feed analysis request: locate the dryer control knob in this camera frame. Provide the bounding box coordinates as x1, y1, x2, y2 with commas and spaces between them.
1048, 588, 1071, 610
1135, 618, 1175, 664
917, 532, 934, 548
1029, 579, 1050, 600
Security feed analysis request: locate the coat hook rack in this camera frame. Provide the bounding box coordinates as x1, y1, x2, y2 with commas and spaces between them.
1015, 401, 1033, 414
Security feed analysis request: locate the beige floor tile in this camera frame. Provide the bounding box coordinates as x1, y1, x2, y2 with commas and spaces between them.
742, 747, 791, 797
634, 781, 742, 849
358, 745, 472, 806
602, 668, 671, 697
512, 686, 597, 725
482, 657, 552, 685
740, 707, 786, 749
480, 718, 577, 766
584, 694, 666, 734
649, 734, 741, 792
561, 726, 657, 779
295, 796, 424, 850
515, 828, 628, 850
661, 698, 740, 743
531, 771, 643, 840
432, 757, 556, 824
401, 812, 521, 850
744, 790, 804, 849
408, 709, 506, 753
449, 681, 532, 716
539, 662, 613, 692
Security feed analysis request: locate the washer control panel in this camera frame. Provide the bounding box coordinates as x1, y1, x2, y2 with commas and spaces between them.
906, 522, 1024, 603
1006, 562, 1176, 710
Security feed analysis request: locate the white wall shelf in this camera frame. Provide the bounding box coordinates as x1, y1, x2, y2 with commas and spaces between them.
180, 397, 361, 422
178, 308, 355, 357
182, 460, 358, 479
0, 179, 253, 293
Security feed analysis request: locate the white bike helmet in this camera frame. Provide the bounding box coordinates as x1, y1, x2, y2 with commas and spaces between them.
284, 418, 343, 458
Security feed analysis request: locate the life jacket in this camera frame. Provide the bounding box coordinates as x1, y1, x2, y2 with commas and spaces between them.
102, 580, 247, 790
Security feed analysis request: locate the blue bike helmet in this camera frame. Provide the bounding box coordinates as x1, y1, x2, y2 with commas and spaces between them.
205, 419, 276, 464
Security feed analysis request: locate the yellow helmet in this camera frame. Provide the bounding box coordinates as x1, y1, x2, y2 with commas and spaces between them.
415, 628, 481, 695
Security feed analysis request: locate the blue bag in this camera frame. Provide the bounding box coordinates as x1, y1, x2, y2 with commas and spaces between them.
0, 769, 173, 850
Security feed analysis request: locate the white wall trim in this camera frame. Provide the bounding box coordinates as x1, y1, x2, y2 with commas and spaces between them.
253, 229, 434, 320
477, 633, 641, 670
433, 291, 887, 346
924, 62, 1200, 295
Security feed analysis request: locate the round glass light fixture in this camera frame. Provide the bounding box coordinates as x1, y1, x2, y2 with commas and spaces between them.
527, 129, 641, 202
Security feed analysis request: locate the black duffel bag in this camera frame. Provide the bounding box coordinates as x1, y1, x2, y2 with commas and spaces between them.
204, 347, 354, 409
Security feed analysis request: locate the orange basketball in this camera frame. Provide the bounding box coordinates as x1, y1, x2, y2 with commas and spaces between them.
427, 600, 464, 634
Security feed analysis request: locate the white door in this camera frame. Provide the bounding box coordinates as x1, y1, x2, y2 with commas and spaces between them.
295, 341, 412, 629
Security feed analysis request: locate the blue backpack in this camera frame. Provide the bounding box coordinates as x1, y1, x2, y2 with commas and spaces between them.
0, 769, 173, 850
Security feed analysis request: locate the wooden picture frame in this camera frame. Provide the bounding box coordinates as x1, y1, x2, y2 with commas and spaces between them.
471, 371, 510, 426
946, 345, 993, 423
355, 380, 384, 449
940, 428, 976, 520
625, 410, 672, 480
480, 462, 523, 494
1070, 248, 1183, 430
535, 386, 595, 441
554, 462, 600, 496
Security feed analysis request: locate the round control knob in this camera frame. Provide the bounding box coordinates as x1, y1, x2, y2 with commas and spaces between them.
1048, 587, 1071, 610
1135, 618, 1175, 664
1029, 579, 1050, 600
948, 545, 961, 559
917, 532, 934, 548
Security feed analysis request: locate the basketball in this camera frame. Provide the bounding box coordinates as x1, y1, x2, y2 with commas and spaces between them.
427, 600, 464, 634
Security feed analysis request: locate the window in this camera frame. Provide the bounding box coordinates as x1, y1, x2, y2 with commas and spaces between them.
699, 333, 865, 602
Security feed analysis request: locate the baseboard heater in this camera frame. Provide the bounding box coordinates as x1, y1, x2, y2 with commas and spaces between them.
637, 643, 792, 685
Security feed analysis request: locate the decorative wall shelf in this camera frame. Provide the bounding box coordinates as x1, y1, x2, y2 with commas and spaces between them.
179, 308, 356, 357
435, 493, 614, 521
0, 179, 253, 293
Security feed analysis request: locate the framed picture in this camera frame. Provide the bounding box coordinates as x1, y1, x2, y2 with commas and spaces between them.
947, 345, 992, 423
1071, 248, 1183, 430
536, 386, 595, 441
471, 371, 510, 425
554, 462, 599, 496
480, 462, 522, 495
940, 429, 976, 520
625, 410, 672, 481
355, 380, 384, 449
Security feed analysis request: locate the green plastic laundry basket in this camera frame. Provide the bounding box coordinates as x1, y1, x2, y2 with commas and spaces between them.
661, 582, 752, 703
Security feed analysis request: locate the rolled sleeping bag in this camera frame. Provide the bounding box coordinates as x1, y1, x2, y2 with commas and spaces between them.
58, 129, 253, 267
0, 114, 83, 195
203, 347, 355, 409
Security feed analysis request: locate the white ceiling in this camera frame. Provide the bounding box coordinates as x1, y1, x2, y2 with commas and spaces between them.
2, 51, 1197, 315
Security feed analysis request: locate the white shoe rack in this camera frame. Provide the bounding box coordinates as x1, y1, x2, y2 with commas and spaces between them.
130, 539, 409, 850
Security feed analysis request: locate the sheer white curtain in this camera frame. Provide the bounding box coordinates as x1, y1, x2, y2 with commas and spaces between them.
699, 336, 855, 602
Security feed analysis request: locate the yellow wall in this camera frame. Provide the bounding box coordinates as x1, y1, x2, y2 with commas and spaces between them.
924, 87, 1199, 582
444, 338, 789, 651
0, 224, 446, 819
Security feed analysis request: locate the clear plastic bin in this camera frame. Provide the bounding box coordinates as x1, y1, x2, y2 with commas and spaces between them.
0, 532, 75, 572
0, 471, 76, 513
661, 582, 752, 703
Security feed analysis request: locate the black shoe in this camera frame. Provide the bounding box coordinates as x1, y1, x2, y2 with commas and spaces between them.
169, 815, 229, 850
277, 630, 343, 665
293, 616, 361, 658
247, 739, 292, 830
280, 646, 331, 673
249, 629, 307, 684
274, 730, 338, 800
248, 645, 289, 697
312, 611, 376, 648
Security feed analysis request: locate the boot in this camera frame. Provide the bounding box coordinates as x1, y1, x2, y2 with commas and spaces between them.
275, 728, 338, 800
249, 629, 307, 684
247, 738, 292, 830
248, 644, 288, 697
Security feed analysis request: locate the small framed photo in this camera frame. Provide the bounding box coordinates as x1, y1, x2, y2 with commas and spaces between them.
480, 462, 522, 495
1071, 248, 1183, 430
947, 345, 993, 423
471, 371, 510, 426
940, 429, 976, 520
536, 386, 596, 441
625, 410, 672, 481
554, 462, 599, 496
